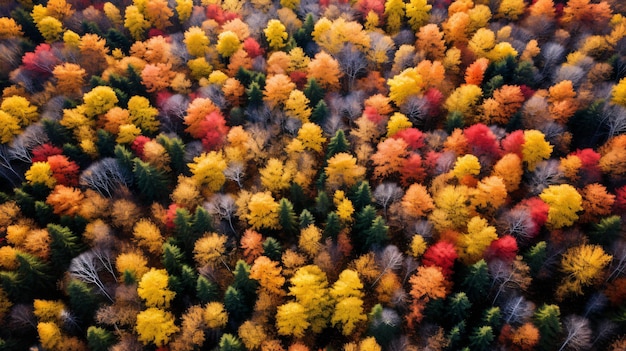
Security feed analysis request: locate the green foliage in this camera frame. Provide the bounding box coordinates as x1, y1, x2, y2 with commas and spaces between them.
304, 78, 325, 108
461, 259, 490, 303
157, 134, 187, 175
366, 304, 400, 348
310, 100, 329, 125
481, 306, 503, 330
589, 215, 621, 248
218, 333, 244, 351
326, 129, 351, 160
323, 211, 341, 239
67, 279, 100, 324
278, 198, 298, 236
196, 275, 218, 303
524, 241, 548, 277
446, 292, 472, 325
364, 216, 389, 250
299, 209, 315, 228
446, 111, 465, 133
469, 325, 494, 351
162, 242, 184, 275
42, 119, 73, 147
87, 326, 116, 351
533, 304, 562, 351
262, 237, 283, 261
48, 224, 84, 271
133, 158, 169, 202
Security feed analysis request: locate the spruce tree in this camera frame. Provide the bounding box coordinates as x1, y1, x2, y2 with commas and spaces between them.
48, 224, 84, 271
299, 209, 315, 229
468, 326, 494, 351
326, 129, 351, 160
196, 275, 218, 303
446, 292, 472, 325
133, 158, 168, 202
533, 304, 562, 351
349, 181, 374, 211
461, 259, 490, 303
67, 279, 100, 324
262, 237, 282, 261
87, 326, 116, 351
364, 216, 389, 250
323, 212, 341, 239
304, 78, 325, 108
278, 198, 298, 237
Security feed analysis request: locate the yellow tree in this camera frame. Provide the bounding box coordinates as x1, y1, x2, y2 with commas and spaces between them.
330, 269, 367, 335
137, 268, 176, 308
1, 95, 38, 127
557, 244, 611, 299
288, 265, 333, 333
128, 96, 159, 133
456, 216, 498, 264
193, 233, 227, 267
522, 130, 553, 170
136, 308, 179, 347
326, 153, 366, 188
264, 19, 288, 51
260, 158, 295, 194
297, 122, 327, 153
387, 68, 424, 106
189, 151, 227, 193
246, 192, 280, 230
405, 0, 431, 31
184, 27, 209, 57
539, 184, 582, 229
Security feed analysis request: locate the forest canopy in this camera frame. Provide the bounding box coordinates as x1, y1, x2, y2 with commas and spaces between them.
1, 0, 626, 350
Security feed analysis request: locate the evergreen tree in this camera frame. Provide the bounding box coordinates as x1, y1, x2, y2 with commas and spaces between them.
246, 81, 264, 108
162, 242, 184, 275
324, 212, 341, 239
157, 134, 187, 175
461, 259, 490, 303
48, 223, 84, 271
304, 79, 325, 108
446, 321, 466, 351
314, 191, 331, 219
34, 200, 57, 227
133, 158, 169, 202
66, 279, 100, 324
95, 129, 116, 158
349, 181, 373, 211
87, 326, 116, 351
63, 143, 91, 169
469, 326, 494, 351
16, 252, 54, 300
310, 100, 330, 125
590, 216, 621, 248
191, 206, 214, 238
366, 304, 400, 348
262, 237, 282, 261
232, 260, 258, 303
481, 306, 502, 330
179, 264, 198, 294
196, 275, 218, 303
524, 241, 547, 277
113, 145, 135, 176
364, 216, 389, 250
14, 188, 36, 218
174, 207, 194, 254
299, 209, 315, 229
353, 205, 377, 253
105, 28, 132, 53
293, 13, 315, 49
446, 111, 465, 133
219, 333, 244, 351
326, 129, 351, 160
278, 198, 298, 237
533, 304, 562, 351
446, 292, 472, 325
289, 183, 307, 214
223, 286, 251, 325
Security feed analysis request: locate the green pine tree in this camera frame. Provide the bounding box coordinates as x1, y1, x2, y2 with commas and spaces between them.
367, 304, 400, 348
323, 211, 341, 239
162, 242, 184, 275
533, 304, 562, 351
326, 129, 351, 160
262, 237, 282, 261
364, 216, 389, 250
133, 158, 169, 202
87, 326, 117, 351
299, 209, 315, 229
95, 129, 116, 158
590, 216, 621, 248
349, 181, 373, 211
218, 333, 244, 351
481, 306, 503, 330
461, 259, 490, 303
157, 134, 187, 175
468, 326, 494, 351
278, 198, 298, 237
66, 279, 100, 324
524, 241, 547, 277
223, 286, 251, 324
48, 223, 84, 271
304, 78, 325, 108
246, 81, 264, 108
310, 100, 330, 125
191, 206, 214, 238
446, 292, 472, 325
196, 275, 218, 303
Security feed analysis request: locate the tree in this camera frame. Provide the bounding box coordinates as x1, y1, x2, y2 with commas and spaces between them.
469, 325, 495, 351
218, 333, 244, 351
371, 138, 409, 179
559, 315, 592, 351
406, 265, 448, 327
87, 326, 116, 351
193, 233, 227, 267
249, 256, 285, 296
405, 0, 431, 31
539, 184, 583, 229
330, 269, 367, 335
135, 307, 179, 347
557, 244, 612, 299
137, 268, 175, 308
245, 192, 280, 230
423, 241, 458, 278
264, 19, 288, 51
288, 265, 333, 333
189, 151, 227, 193
326, 153, 366, 188
276, 301, 309, 337
264, 74, 296, 109
307, 51, 343, 91
203, 301, 228, 329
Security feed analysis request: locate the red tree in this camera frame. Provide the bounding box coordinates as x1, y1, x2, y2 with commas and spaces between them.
47, 155, 80, 187
422, 240, 458, 278
484, 235, 518, 262
31, 143, 63, 163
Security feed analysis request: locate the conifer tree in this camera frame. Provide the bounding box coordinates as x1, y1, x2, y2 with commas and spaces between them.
278, 198, 298, 236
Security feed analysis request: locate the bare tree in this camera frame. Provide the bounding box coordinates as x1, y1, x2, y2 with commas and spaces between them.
607, 240, 626, 282
372, 245, 404, 287
337, 44, 368, 90
500, 294, 535, 326
374, 182, 403, 217
603, 104, 626, 138
79, 158, 132, 197
8, 123, 48, 163
0, 144, 23, 188
559, 315, 592, 351
497, 207, 538, 244
69, 250, 116, 302
224, 161, 245, 188
204, 194, 238, 235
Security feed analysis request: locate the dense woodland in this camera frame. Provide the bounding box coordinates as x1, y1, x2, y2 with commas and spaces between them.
1, 0, 626, 350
